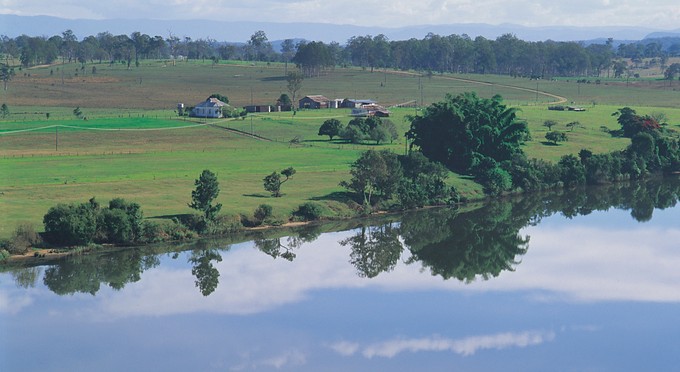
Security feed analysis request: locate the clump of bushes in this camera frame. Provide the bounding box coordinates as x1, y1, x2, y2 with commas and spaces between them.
293, 202, 324, 221
43, 197, 147, 247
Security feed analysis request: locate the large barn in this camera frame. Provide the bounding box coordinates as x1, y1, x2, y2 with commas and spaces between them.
299, 95, 330, 109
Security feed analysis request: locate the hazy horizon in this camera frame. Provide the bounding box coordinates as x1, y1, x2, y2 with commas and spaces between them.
2, 1, 680, 30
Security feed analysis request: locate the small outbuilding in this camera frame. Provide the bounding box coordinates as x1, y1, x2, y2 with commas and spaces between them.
190, 98, 227, 118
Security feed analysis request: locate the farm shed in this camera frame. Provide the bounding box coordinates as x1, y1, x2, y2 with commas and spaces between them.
342, 99, 376, 108
299, 95, 330, 109
191, 98, 227, 118
244, 105, 272, 113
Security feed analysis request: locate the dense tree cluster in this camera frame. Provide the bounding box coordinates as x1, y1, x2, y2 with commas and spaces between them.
4, 29, 680, 79
42, 197, 146, 246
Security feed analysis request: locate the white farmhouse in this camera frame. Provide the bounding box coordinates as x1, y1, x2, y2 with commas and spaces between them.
190, 98, 227, 118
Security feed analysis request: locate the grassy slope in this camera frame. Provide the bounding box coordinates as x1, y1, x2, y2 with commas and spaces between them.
2, 60, 680, 238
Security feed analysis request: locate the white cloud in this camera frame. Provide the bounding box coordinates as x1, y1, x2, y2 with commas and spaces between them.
228, 349, 307, 370
257, 349, 307, 369
327, 341, 360, 356
0, 289, 33, 315
330, 330, 555, 358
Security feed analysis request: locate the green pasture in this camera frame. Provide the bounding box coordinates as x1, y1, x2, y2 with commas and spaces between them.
2, 60, 680, 239
517, 104, 680, 162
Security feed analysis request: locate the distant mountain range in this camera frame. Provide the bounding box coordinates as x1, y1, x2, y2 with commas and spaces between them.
1, 14, 679, 45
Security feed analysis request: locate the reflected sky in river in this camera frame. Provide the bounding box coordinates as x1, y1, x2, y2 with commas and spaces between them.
3, 179, 680, 371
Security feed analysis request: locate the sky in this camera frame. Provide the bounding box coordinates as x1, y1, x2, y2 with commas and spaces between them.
1, 0, 679, 30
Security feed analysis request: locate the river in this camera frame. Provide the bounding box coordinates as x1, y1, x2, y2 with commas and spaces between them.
2, 178, 680, 371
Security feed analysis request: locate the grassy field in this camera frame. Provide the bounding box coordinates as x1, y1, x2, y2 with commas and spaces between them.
1, 60, 680, 238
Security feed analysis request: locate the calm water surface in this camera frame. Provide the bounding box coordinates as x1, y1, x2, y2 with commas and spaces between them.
3, 179, 680, 371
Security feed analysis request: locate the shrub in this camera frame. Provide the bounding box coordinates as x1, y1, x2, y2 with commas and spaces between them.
0, 249, 10, 261
166, 219, 198, 241
254, 204, 273, 223
293, 202, 324, 221
7, 222, 41, 254
558, 154, 586, 187
99, 208, 134, 245
43, 202, 98, 246
205, 214, 242, 235
140, 220, 168, 243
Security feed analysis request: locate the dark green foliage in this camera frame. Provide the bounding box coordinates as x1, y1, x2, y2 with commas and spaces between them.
612, 107, 661, 138
208, 93, 229, 104
582, 152, 623, 184
472, 156, 512, 195
407, 92, 528, 174
277, 93, 292, 107
189, 249, 222, 296
342, 150, 457, 209
293, 202, 324, 221
339, 116, 398, 144
545, 131, 568, 145
543, 119, 557, 131
502, 155, 561, 191
99, 209, 134, 245
318, 118, 343, 140
254, 204, 273, 223
140, 220, 168, 243
263, 172, 281, 196
0, 103, 9, 118
340, 117, 370, 143
263, 167, 296, 197
397, 152, 456, 208
566, 121, 580, 132
43, 197, 146, 247
340, 150, 402, 206
189, 170, 222, 221
558, 154, 586, 187
43, 201, 98, 246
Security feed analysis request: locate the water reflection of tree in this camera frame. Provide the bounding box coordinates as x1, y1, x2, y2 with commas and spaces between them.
10, 267, 42, 288
253, 226, 323, 261
401, 203, 530, 282
189, 249, 222, 296
340, 223, 403, 278
43, 250, 160, 295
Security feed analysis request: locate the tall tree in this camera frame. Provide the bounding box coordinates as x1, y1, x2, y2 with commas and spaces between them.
293, 41, 334, 77
340, 150, 402, 206
286, 70, 304, 109
280, 38, 296, 74
247, 30, 273, 61
263, 167, 296, 197
318, 118, 343, 140
189, 170, 222, 221
189, 249, 222, 296
0, 63, 14, 91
